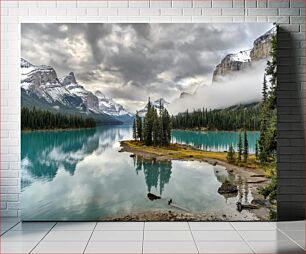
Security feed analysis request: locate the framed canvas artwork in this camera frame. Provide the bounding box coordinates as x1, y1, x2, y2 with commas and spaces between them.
21, 23, 277, 221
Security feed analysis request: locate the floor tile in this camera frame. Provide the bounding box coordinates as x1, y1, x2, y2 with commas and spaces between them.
197, 241, 253, 253
248, 240, 305, 253
0, 241, 37, 253
143, 241, 198, 253
144, 230, 193, 241
231, 222, 275, 231
85, 241, 142, 253
90, 230, 143, 241
282, 230, 305, 249
1, 221, 21, 234
276, 221, 305, 231
52, 222, 96, 231
11, 222, 55, 231
42, 230, 92, 242
145, 222, 190, 231
1, 230, 47, 242
192, 230, 243, 241
189, 222, 234, 231
32, 241, 87, 253
96, 222, 144, 231
239, 230, 290, 241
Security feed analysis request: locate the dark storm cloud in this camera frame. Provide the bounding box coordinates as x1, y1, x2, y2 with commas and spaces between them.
21, 23, 273, 111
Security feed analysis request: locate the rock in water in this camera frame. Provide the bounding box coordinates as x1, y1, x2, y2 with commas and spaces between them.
236, 201, 259, 211
218, 180, 238, 194
147, 193, 161, 201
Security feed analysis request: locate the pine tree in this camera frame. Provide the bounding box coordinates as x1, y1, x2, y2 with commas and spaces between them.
136, 113, 142, 141
143, 98, 153, 145
255, 141, 259, 160
237, 132, 242, 163
262, 74, 268, 103
133, 119, 137, 140
243, 129, 248, 163
160, 108, 171, 146
258, 35, 277, 163
226, 144, 235, 163
152, 108, 159, 146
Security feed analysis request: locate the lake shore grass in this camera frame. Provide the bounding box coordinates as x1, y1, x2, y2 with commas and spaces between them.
173, 127, 260, 132
121, 140, 262, 170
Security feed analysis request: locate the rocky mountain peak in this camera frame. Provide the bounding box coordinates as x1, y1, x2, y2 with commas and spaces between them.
250, 26, 276, 61
212, 49, 252, 82
212, 26, 276, 82
95, 90, 106, 99
61, 72, 77, 86
21, 58, 34, 69
21, 58, 59, 87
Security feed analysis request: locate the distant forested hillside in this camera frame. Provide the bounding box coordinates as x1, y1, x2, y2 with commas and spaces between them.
21, 107, 96, 130
172, 103, 260, 131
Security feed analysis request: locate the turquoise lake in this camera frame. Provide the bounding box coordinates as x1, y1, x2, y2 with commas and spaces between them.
21, 126, 260, 221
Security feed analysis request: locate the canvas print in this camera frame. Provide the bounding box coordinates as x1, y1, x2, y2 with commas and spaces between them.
21, 23, 277, 221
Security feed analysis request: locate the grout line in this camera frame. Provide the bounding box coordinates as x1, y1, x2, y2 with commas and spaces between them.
229, 222, 256, 254
276, 227, 306, 251
29, 222, 57, 254
0, 220, 21, 236
83, 222, 97, 254
187, 222, 200, 254
142, 222, 145, 254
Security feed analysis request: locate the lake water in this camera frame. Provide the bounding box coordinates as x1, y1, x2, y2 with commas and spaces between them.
21, 126, 260, 221
172, 130, 259, 153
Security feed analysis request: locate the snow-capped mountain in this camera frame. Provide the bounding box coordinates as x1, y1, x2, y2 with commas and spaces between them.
21, 58, 83, 109
212, 26, 276, 82
21, 58, 133, 124
250, 26, 277, 61
95, 91, 134, 123
137, 98, 170, 117
59, 72, 101, 114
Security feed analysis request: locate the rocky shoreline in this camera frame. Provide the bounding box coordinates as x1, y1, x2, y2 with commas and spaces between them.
100, 209, 266, 222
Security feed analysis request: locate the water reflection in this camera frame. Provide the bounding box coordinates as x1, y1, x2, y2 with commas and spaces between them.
21, 126, 258, 221
133, 155, 172, 195
21, 129, 98, 187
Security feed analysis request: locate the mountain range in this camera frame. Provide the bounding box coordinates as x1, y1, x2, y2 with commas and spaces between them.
21, 58, 134, 124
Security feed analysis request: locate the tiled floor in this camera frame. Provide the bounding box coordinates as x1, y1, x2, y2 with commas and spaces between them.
0, 219, 304, 253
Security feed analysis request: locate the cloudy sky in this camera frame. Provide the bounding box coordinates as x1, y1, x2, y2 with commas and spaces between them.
21, 23, 273, 112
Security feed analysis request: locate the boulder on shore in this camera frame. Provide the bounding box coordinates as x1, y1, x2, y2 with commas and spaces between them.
218, 180, 238, 194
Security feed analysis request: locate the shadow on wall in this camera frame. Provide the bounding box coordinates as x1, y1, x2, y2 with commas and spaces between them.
277, 26, 305, 221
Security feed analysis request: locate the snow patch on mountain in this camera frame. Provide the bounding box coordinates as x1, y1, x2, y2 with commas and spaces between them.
229, 49, 251, 62
95, 91, 133, 118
